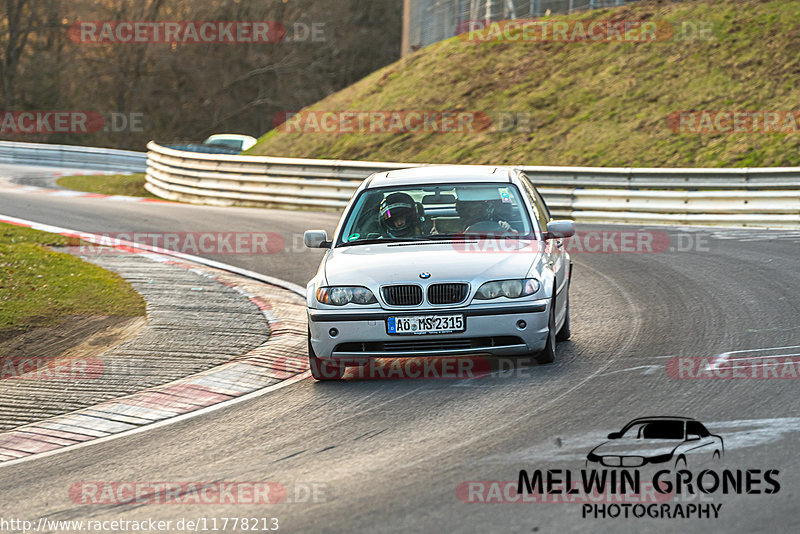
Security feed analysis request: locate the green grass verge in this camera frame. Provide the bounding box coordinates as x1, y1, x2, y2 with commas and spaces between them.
0, 223, 146, 334
248, 0, 800, 168
56, 173, 157, 198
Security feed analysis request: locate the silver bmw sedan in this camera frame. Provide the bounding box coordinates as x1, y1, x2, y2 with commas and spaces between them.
304, 165, 574, 380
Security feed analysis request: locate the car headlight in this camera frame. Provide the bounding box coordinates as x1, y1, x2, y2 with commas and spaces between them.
474, 279, 540, 300
316, 286, 377, 306
646, 453, 674, 464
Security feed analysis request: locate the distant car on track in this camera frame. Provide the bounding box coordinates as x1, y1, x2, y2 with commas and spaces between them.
202, 134, 257, 152
586, 416, 724, 469
303, 165, 575, 380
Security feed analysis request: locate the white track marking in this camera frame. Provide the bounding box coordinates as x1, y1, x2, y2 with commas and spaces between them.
593, 346, 800, 376
595, 364, 663, 377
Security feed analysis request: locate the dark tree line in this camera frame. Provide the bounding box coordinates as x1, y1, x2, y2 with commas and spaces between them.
0, 0, 402, 150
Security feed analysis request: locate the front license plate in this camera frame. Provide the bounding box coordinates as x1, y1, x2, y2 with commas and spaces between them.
387, 314, 465, 335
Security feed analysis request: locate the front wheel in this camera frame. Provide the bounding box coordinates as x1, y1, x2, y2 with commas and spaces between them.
308, 329, 344, 381
534, 296, 557, 365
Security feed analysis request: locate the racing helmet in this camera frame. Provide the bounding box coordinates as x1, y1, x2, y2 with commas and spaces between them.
379, 192, 421, 237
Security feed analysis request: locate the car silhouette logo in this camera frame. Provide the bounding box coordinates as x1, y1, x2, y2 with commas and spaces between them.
419, 272, 431, 279
586, 416, 724, 469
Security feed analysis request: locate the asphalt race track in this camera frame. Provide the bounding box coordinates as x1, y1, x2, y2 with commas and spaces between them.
1, 164, 800, 533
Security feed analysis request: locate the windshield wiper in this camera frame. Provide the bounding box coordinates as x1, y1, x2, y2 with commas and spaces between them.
417, 233, 535, 241
337, 237, 427, 247
416, 235, 476, 241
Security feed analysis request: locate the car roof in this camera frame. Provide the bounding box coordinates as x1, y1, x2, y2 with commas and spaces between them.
366, 165, 514, 188
624, 416, 699, 425
205, 134, 256, 141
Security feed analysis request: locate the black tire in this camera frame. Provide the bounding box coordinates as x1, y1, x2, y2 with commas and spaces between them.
308, 329, 344, 381
556, 288, 571, 341
535, 296, 557, 365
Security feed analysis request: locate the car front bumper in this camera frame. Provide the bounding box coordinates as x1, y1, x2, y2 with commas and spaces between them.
308, 300, 551, 360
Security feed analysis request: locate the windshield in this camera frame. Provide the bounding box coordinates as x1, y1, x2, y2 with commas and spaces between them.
337, 182, 533, 245
204, 138, 244, 150
620, 420, 685, 440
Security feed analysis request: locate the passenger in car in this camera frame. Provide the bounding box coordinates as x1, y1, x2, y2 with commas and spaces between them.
455, 199, 516, 233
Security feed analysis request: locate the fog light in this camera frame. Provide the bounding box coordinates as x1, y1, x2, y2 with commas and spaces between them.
329, 328, 339, 337
516, 320, 527, 329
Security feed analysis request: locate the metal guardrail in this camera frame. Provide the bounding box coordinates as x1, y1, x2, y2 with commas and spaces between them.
146, 141, 800, 228
163, 143, 243, 155
0, 141, 147, 173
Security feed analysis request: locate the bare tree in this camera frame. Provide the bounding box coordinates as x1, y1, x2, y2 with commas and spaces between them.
1, 0, 44, 107
0, 0, 402, 149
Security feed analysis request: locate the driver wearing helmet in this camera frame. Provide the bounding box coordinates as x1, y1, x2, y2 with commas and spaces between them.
456, 199, 492, 227
379, 192, 424, 237
456, 199, 515, 233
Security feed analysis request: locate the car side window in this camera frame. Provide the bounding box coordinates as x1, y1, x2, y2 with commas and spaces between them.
533, 188, 552, 222
519, 176, 548, 233
687, 421, 710, 438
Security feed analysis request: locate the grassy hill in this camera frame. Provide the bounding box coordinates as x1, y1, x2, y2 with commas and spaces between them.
247, 0, 800, 168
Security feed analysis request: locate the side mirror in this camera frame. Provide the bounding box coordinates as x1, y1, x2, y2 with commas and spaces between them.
545, 220, 575, 239
607, 432, 621, 440
304, 230, 331, 249
687, 434, 701, 441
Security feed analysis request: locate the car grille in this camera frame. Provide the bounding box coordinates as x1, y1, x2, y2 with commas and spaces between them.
427, 283, 469, 305
384, 339, 474, 352
621, 456, 645, 467
382, 285, 423, 306
335, 336, 524, 353
600, 455, 644, 467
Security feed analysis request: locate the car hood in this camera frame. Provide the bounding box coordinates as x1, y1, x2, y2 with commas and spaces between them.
590, 439, 683, 457
324, 241, 539, 286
